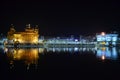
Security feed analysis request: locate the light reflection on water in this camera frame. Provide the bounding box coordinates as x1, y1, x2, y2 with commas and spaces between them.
3, 47, 120, 60
45, 47, 119, 60
46, 47, 97, 53
5, 48, 40, 70
96, 47, 118, 60
1, 46, 120, 69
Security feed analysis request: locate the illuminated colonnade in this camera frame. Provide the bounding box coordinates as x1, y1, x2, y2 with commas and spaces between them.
96, 32, 118, 46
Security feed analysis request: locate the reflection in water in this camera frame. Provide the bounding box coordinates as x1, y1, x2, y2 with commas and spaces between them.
46, 47, 119, 60
47, 47, 119, 60
46, 47, 96, 53
2, 47, 120, 69
96, 47, 118, 60
4, 48, 42, 70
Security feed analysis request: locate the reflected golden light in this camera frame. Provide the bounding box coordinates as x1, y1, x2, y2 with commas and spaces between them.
101, 47, 106, 51
101, 42, 106, 45
6, 48, 39, 66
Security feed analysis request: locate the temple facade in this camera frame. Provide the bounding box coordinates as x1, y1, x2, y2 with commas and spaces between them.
7, 24, 39, 44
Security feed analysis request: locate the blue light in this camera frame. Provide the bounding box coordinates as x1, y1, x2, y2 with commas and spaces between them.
101, 37, 105, 41
97, 34, 118, 42
112, 42, 116, 45
106, 36, 111, 41
106, 42, 109, 45
97, 37, 101, 41
112, 48, 117, 59
75, 39, 78, 42
96, 49, 102, 57
112, 37, 117, 41
105, 48, 111, 57
74, 47, 79, 52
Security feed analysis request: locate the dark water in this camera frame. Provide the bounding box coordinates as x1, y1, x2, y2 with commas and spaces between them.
0, 46, 120, 80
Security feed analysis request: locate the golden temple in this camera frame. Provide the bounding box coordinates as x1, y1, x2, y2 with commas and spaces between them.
7, 24, 39, 44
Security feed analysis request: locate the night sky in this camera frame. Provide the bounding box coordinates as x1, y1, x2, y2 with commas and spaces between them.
0, 1, 120, 36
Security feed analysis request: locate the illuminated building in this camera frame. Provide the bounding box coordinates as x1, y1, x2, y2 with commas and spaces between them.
7, 24, 39, 44
96, 32, 118, 46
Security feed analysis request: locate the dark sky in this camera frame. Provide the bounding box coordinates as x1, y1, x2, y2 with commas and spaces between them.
0, 1, 120, 36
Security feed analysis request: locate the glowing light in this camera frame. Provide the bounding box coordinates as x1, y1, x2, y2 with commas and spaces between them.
39, 48, 44, 53
14, 39, 17, 41
7, 25, 39, 44
97, 37, 102, 41
101, 47, 106, 51
102, 55, 105, 60
101, 41, 106, 45
74, 47, 78, 51
4, 48, 8, 53
112, 37, 117, 41
101, 32, 105, 36
34, 38, 38, 43
106, 36, 111, 41
75, 39, 78, 42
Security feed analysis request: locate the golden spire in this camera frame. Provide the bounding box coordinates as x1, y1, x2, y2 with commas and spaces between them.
10, 24, 15, 32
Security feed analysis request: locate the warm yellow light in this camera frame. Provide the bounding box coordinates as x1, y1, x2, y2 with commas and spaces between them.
101, 32, 105, 36
14, 39, 17, 41
101, 47, 106, 50
4, 48, 8, 52
12, 49, 39, 64
102, 55, 105, 60
39, 48, 44, 53
33, 38, 38, 43
101, 42, 106, 45
18, 39, 22, 42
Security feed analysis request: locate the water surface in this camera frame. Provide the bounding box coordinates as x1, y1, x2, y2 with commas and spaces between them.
0, 46, 120, 79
